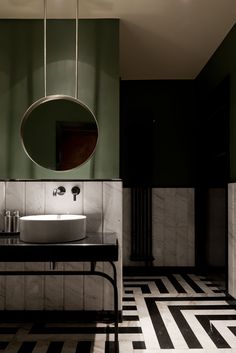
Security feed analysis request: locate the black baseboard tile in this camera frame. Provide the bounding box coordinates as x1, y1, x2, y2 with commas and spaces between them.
0, 310, 123, 323
123, 266, 196, 276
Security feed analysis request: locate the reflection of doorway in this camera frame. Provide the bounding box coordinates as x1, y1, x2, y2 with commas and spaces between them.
56, 122, 97, 170
195, 77, 230, 290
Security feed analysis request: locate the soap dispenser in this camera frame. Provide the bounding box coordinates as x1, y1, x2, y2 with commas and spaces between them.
4, 210, 12, 232
12, 210, 20, 233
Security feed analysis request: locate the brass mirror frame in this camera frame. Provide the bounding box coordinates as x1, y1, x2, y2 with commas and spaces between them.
20, 94, 99, 172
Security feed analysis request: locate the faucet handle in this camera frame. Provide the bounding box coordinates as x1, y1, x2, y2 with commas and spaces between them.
71, 186, 80, 201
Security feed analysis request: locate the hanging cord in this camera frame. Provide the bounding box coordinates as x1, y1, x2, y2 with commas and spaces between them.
75, 0, 79, 99
44, 0, 47, 97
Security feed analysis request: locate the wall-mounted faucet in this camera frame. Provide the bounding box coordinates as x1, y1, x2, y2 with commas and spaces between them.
53, 186, 66, 196
71, 186, 80, 201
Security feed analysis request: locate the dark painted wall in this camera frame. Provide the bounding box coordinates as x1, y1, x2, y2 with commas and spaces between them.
120, 80, 196, 187
196, 23, 236, 181
120, 25, 236, 187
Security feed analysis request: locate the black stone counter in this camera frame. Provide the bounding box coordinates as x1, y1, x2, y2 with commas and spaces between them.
0, 233, 118, 262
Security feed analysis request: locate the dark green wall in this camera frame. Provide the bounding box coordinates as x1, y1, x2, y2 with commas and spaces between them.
0, 19, 119, 179
120, 80, 196, 187
196, 24, 236, 181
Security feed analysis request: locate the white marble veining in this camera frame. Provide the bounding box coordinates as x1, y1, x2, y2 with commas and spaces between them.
122, 188, 131, 267
44, 261, 64, 310
45, 181, 83, 215
5, 181, 26, 216
25, 182, 45, 215
83, 181, 103, 233
5, 182, 25, 309
103, 181, 123, 310
24, 262, 45, 310
24, 182, 46, 309
123, 187, 195, 267
63, 262, 84, 310
157, 188, 194, 267
228, 183, 236, 297
84, 261, 103, 310
0, 182, 5, 231
0, 180, 122, 311
0, 182, 6, 310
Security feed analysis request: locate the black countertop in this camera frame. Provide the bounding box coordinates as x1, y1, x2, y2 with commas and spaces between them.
0, 233, 118, 262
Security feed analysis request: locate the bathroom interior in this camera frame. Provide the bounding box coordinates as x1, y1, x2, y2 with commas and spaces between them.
0, 0, 235, 352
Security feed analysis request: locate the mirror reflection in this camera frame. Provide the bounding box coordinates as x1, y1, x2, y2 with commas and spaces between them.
21, 95, 98, 171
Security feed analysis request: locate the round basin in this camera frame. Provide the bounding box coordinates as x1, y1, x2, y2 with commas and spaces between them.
19, 214, 86, 243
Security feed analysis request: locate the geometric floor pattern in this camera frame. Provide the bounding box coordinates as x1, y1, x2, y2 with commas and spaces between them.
1, 274, 236, 352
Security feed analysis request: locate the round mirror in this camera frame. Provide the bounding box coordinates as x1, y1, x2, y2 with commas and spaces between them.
21, 95, 99, 171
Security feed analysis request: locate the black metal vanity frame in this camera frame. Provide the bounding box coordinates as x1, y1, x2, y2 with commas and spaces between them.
0, 233, 120, 353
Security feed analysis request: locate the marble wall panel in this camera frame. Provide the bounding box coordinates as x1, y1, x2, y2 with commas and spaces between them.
44, 262, 64, 310
152, 188, 165, 266
24, 181, 45, 310
103, 181, 122, 310
123, 187, 195, 267
228, 183, 235, 297
84, 182, 103, 310
83, 182, 103, 233
122, 188, 131, 267
0, 182, 5, 309
5, 181, 26, 215
24, 270, 44, 310
153, 188, 195, 267
25, 182, 45, 215
83, 261, 103, 310
0, 182, 5, 231
44, 181, 84, 215
5, 182, 25, 309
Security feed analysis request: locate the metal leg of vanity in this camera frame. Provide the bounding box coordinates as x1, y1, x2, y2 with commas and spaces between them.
0, 261, 119, 353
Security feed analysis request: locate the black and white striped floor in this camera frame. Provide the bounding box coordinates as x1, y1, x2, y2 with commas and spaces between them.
1, 273, 236, 352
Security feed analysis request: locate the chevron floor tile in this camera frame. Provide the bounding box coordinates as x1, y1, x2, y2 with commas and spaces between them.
0, 273, 236, 352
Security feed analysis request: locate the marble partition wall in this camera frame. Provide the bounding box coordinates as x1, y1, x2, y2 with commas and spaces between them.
0, 180, 122, 311
123, 188, 195, 267
228, 183, 236, 297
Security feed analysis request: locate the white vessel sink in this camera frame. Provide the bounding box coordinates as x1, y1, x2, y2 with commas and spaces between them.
19, 214, 86, 243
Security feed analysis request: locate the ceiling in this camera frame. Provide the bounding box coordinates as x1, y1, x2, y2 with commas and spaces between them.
0, 0, 236, 79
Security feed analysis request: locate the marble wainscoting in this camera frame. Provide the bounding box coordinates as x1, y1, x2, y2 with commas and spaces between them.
0, 180, 122, 311
123, 188, 195, 267
228, 183, 236, 298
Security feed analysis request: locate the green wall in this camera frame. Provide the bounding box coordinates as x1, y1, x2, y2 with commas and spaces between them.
196, 23, 236, 181
0, 19, 119, 179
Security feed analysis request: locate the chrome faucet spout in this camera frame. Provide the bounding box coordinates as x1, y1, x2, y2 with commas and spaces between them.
53, 186, 66, 196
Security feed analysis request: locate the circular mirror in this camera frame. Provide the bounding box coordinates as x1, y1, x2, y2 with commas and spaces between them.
21, 95, 99, 171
